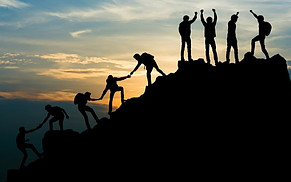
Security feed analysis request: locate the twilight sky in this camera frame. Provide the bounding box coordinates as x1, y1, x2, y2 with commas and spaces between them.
0, 0, 291, 181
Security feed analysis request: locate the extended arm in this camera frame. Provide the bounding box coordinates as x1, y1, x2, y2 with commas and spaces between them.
250, 10, 258, 19
130, 62, 142, 75
213, 9, 217, 25
98, 87, 109, 100
26, 125, 42, 133
200, 10, 206, 26
40, 113, 50, 126
115, 75, 131, 81
189, 12, 198, 23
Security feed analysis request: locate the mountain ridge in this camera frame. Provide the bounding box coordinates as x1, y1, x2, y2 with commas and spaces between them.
7, 52, 291, 181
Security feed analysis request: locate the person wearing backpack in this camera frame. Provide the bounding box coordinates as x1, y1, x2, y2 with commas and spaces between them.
97, 75, 131, 115
250, 10, 271, 59
74, 92, 99, 130
130, 52, 166, 86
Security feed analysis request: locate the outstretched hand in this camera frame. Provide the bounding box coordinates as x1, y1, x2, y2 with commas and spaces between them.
236, 12, 239, 16
194, 12, 197, 15
212, 9, 216, 12
200, 9, 204, 13
250, 10, 253, 13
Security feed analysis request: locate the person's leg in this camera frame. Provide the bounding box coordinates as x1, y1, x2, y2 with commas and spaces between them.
85, 106, 99, 123
78, 106, 91, 129
205, 39, 210, 64
19, 148, 27, 169
26, 144, 41, 158
49, 117, 58, 131
59, 115, 64, 131
210, 39, 218, 65
233, 39, 239, 63
251, 35, 260, 55
226, 42, 231, 63
260, 37, 269, 59
186, 37, 192, 61
180, 37, 186, 61
116, 87, 125, 103
109, 91, 115, 114
146, 67, 153, 86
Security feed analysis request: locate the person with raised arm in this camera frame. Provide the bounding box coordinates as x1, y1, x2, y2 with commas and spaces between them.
178, 11, 198, 61
201, 9, 219, 65
250, 10, 270, 59
226, 12, 239, 64
98, 75, 131, 115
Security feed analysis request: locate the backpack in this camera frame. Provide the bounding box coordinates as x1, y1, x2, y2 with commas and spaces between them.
74, 93, 84, 105
264, 21, 272, 36
141, 52, 155, 67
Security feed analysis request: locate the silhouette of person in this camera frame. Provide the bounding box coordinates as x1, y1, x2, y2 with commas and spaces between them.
16, 126, 42, 169
98, 75, 131, 114
200, 9, 219, 65
130, 52, 166, 86
226, 12, 239, 64
250, 10, 270, 59
39, 104, 69, 131
178, 12, 198, 61
75, 92, 99, 130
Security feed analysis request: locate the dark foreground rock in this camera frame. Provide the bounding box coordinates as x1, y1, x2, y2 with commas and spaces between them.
7, 53, 291, 181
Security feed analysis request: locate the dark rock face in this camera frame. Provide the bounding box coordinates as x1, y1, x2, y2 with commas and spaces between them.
7, 54, 291, 181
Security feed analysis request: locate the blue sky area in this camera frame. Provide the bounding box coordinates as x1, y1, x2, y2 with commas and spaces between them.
1, 0, 291, 181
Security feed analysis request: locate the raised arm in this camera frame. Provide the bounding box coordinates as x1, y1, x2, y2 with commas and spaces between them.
189, 12, 198, 23
200, 9, 206, 26
130, 62, 142, 75
213, 9, 217, 25
250, 10, 258, 19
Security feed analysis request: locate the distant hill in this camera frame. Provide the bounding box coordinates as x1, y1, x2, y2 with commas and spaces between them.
7, 52, 291, 181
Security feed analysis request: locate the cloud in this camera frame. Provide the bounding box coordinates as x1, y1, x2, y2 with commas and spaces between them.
35, 53, 113, 65
70, 29, 92, 38
0, 90, 76, 102
0, 0, 29, 8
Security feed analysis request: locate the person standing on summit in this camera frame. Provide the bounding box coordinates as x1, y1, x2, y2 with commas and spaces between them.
178, 12, 198, 61
201, 9, 219, 66
250, 10, 271, 59
226, 12, 239, 64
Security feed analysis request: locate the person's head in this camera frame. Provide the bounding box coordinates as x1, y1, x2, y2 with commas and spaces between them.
257, 15, 264, 22
45, 104, 52, 112
84, 92, 91, 99
133, 53, 141, 61
206, 17, 212, 23
106, 75, 113, 82
183, 15, 189, 21
231, 14, 238, 22
19, 126, 25, 133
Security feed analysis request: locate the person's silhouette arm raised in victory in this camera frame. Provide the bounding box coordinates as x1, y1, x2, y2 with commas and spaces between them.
200, 9, 206, 26
190, 12, 198, 24
212, 9, 217, 25
250, 10, 258, 19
